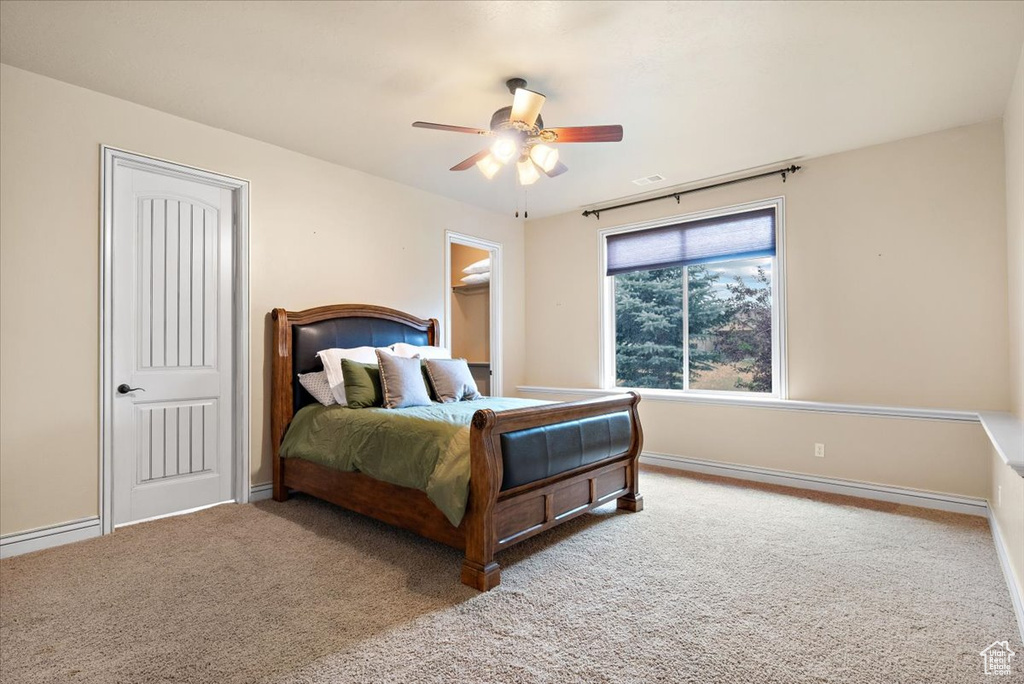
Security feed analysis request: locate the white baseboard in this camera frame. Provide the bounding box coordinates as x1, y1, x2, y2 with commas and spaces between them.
640, 452, 989, 517
250, 483, 273, 501
0, 517, 101, 559
1, 486, 274, 560
989, 509, 1024, 645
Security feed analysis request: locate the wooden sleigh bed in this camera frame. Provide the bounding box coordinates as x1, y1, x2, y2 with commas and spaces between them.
271, 304, 643, 590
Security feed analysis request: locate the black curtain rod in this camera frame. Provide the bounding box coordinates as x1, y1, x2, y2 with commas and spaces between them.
582, 165, 802, 219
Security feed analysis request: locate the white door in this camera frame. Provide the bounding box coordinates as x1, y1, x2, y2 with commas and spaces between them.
111, 162, 236, 526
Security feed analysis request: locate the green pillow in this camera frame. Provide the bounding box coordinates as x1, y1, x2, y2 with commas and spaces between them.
340, 359, 383, 408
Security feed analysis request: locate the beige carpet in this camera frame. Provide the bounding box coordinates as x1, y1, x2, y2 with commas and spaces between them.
1, 469, 1019, 683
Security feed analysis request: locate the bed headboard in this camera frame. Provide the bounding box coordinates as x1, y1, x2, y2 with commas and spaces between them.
270, 304, 439, 447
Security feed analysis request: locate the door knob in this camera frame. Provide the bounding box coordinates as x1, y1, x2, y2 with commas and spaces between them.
117, 384, 145, 394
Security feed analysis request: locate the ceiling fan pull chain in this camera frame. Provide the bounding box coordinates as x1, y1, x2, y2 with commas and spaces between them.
514, 171, 522, 217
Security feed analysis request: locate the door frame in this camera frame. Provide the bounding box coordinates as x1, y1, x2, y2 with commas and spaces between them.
444, 231, 503, 396
99, 146, 250, 534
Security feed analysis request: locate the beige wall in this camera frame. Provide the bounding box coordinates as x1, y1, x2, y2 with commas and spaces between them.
450, 243, 490, 363
995, 45, 1024, 604
525, 121, 1009, 409
0, 65, 525, 535
530, 390, 991, 498
1007, 46, 1024, 423
522, 121, 1009, 498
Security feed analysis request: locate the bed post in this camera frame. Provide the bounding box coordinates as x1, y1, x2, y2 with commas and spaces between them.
616, 391, 645, 512
270, 308, 293, 502
461, 409, 502, 591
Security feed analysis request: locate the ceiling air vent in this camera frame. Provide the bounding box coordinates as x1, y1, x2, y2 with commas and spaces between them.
632, 174, 665, 186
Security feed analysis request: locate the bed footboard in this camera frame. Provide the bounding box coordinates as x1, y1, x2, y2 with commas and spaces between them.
461, 392, 643, 590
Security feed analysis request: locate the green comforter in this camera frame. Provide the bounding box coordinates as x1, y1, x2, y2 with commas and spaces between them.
280, 397, 548, 526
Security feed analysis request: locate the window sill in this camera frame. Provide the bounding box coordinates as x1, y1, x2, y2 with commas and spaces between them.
515, 385, 981, 423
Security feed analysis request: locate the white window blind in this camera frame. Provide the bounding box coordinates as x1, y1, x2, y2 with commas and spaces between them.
606, 207, 776, 276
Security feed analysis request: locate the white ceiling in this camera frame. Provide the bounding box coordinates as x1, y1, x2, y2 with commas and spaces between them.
1, 1, 1022, 218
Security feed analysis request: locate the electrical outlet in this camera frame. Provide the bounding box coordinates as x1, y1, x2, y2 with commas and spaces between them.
998, 486, 1002, 506
814, 443, 826, 458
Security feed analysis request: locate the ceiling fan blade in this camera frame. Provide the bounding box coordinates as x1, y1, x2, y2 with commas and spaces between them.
543, 161, 568, 178
450, 148, 491, 171
510, 88, 546, 127
544, 125, 623, 143
413, 121, 492, 136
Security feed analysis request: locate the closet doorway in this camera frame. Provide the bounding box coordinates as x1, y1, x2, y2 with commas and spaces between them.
444, 232, 502, 396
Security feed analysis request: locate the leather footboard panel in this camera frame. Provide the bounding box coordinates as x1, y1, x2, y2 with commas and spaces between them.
498, 411, 632, 490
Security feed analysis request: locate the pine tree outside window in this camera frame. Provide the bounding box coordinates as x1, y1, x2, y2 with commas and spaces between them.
601, 199, 786, 397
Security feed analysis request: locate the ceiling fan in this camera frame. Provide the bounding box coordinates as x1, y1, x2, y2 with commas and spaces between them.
412, 78, 623, 186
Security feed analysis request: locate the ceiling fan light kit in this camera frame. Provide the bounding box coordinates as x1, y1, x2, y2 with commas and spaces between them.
529, 144, 559, 173
412, 77, 623, 186
490, 136, 519, 164
516, 157, 541, 186
475, 154, 502, 180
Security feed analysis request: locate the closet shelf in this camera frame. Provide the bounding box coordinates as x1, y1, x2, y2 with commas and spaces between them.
452, 283, 489, 295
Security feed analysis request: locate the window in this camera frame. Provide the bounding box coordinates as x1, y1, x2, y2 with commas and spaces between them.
603, 201, 785, 396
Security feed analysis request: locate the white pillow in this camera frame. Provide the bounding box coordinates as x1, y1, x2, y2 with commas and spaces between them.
317, 346, 382, 404
389, 343, 451, 360
460, 273, 490, 286
298, 371, 336, 406
462, 258, 490, 275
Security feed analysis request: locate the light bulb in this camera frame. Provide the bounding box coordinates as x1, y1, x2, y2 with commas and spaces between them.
475, 154, 502, 180
491, 137, 519, 164
529, 144, 559, 173
516, 158, 540, 186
